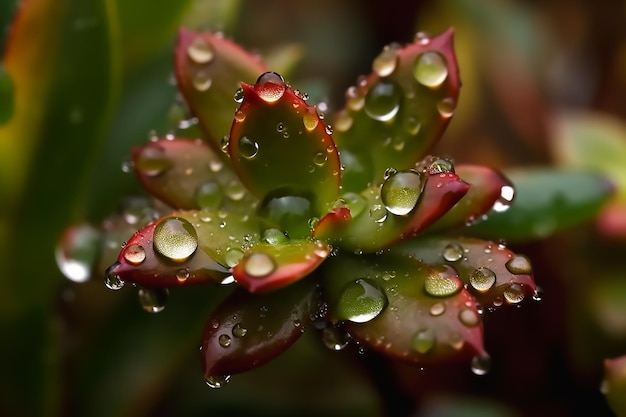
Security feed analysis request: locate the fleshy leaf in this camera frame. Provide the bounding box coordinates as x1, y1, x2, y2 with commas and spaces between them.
429, 165, 514, 231
108, 210, 261, 288
332, 29, 460, 187
228, 72, 341, 214
322, 252, 486, 363
233, 239, 330, 293
175, 29, 267, 152
316, 170, 469, 253
132, 138, 256, 210
201, 279, 320, 379
397, 236, 536, 308
465, 169, 614, 242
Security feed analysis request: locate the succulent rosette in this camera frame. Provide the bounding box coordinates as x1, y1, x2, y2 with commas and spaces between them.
102, 28, 537, 386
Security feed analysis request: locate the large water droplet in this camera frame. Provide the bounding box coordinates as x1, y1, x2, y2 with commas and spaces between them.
503, 283, 525, 304
372, 47, 398, 77
104, 263, 124, 290
238, 136, 259, 159
442, 243, 464, 262
187, 36, 215, 64
471, 355, 491, 376
381, 170, 426, 216
493, 185, 515, 212
195, 182, 222, 209
205, 374, 231, 389
414, 51, 448, 88
255, 72, 286, 103
153, 217, 198, 262
136, 145, 172, 176
412, 328, 436, 354
424, 265, 463, 297
336, 278, 388, 323
469, 267, 496, 292
505, 254, 532, 275
138, 287, 168, 313
364, 80, 402, 122
123, 243, 146, 265
242, 252, 276, 278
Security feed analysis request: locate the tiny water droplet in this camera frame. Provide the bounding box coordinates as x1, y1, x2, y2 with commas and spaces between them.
153, 217, 198, 262
503, 283, 525, 304
138, 287, 168, 313
532, 286, 543, 302
414, 31, 431, 45
243, 252, 276, 278
232, 323, 248, 338
414, 51, 448, 88
233, 87, 244, 103
176, 268, 190, 283
364, 80, 402, 122
369, 204, 388, 223
192, 71, 212, 91
123, 243, 146, 265
187, 36, 215, 64
322, 324, 351, 351
428, 158, 454, 174
430, 302, 446, 316
303, 111, 319, 132
505, 254, 532, 275
104, 263, 124, 290
205, 374, 230, 389
459, 308, 480, 327
263, 228, 288, 245
238, 136, 259, 159
442, 243, 464, 262
218, 334, 232, 348
325, 124, 334, 135
136, 145, 172, 176
234, 109, 246, 122
381, 170, 426, 216
336, 278, 388, 323
373, 46, 398, 77
493, 185, 515, 212
437, 97, 456, 118
471, 355, 491, 376
469, 267, 496, 292
412, 328, 436, 354
424, 265, 463, 297
313, 152, 327, 166
255, 72, 286, 103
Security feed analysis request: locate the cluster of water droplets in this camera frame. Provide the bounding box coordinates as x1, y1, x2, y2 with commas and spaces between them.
186, 35, 217, 93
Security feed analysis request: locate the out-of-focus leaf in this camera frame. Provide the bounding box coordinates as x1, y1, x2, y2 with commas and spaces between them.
0, 63, 14, 125
465, 169, 613, 242
603, 355, 626, 417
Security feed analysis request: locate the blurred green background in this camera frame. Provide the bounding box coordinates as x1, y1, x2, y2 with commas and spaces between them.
1, 0, 626, 416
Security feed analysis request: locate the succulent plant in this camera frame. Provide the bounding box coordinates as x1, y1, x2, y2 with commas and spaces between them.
89, 28, 537, 386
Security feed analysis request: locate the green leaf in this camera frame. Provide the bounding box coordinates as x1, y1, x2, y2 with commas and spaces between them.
0, 63, 14, 125
465, 169, 613, 242
332, 29, 460, 187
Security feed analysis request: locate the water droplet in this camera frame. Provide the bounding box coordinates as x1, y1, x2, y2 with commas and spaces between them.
430, 302, 446, 316
412, 328, 436, 354
322, 324, 351, 351
414, 51, 448, 88
335, 110, 353, 132
176, 268, 190, 283
372, 47, 398, 77
55, 224, 101, 282
428, 158, 454, 174
123, 243, 146, 265
369, 204, 388, 223
414, 31, 431, 45
325, 124, 333, 135
437, 97, 456, 118
218, 334, 232, 348
345, 86, 364, 111
192, 71, 212, 91
238, 136, 259, 159
381, 170, 426, 216
138, 287, 168, 313
303, 111, 319, 132
313, 152, 327, 166
195, 182, 222, 209
232, 323, 248, 338
336, 278, 388, 323
459, 308, 480, 327
104, 263, 124, 290
225, 180, 246, 201
234, 109, 245, 122
405, 117, 421, 135
136, 145, 172, 176
187, 36, 214, 64
469, 267, 496, 292
205, 374, 230, 389
153, 217, 198, 262
532, 286, 543, 302
121, 159, 134, 173
263, 228, 288, 245
224, 248, 244, 268
233, 87, 244, 103
503, 283, 525, 304
255, 72, 286, 103
220, 275, 235, 285
364, 80, 402, 122
424, 265, 463, 297
505, 254, 532, 275
242, 252, 276, 278
220, 136, 230, 153
493, 185, 515, 212
471, 355, 491, 375
442, 243, 464, 262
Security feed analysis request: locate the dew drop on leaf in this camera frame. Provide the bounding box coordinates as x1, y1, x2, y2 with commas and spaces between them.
437, 97, 456, 118
176, 267, 190, 283
255, 72, 286, 103
413, 51, 448, 88
153, 217, 198, 262
428, 158, 454, 174
493, 185, 515, 213
262, 228, 288, 245
123, 243, 146, 265
242, 252, 276, 278
232, 323, 248, 338
238, 136, 259, 159
469, 267, 496, 292
424, 265, 463, 297
104, 262, 124, 290
218, 334, 232, 348
233, 87, 244, 103
192, 71, 212, 91
442, 243, 464, 262
138, 287, 168, 313
187, 36, 215, 64
224, 248, 244, 268
458, 308, 480, 327
430, 302, 446, 316
503, 283, 525, 304
205, 374, 231, 389
412, 328, 436, 354
380, 170, 426, 216
364, 80, 402, 122
55, 224, 101, 282
471, 354, 491, 376
136, 145, 173, 176
303, 111, 319, 132
505, 254, 532, 275
322, 324, 352, 351
225, 180, 246, 201
373, 47, 398, 77
369, 204, 388, 223
336, 278, 388, 323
